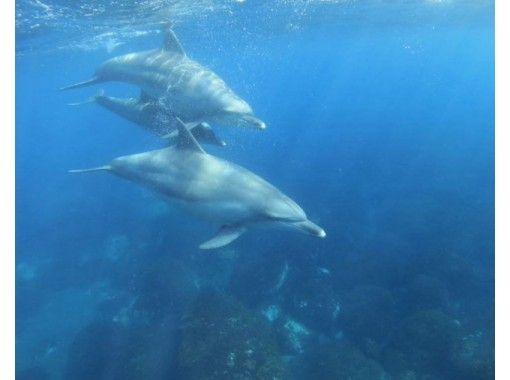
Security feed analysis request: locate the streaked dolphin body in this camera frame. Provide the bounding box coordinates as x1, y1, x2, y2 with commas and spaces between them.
69, 119, 325, 249
71, 90, 226, 147
61, 28, 266, 130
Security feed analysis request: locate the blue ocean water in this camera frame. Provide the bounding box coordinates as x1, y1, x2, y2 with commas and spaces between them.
16, 1, 494, 379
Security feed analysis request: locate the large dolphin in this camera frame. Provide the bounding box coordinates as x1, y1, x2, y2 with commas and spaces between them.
61, 28, 266, 130
70, 119, 325, 249
71, 90, 226, 147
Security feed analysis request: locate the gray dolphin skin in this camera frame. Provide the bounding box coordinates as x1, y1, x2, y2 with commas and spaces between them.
69, 118, 325, 249
71, 90, 226, 147
61, 28, 266, 130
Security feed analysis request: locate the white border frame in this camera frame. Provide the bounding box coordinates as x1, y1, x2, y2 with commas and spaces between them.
3, 1, 501, 380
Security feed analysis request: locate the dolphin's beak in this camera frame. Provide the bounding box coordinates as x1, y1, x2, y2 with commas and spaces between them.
59, 76, 102, 91
240, 114, 266, 130
287, 220, 326, 238
210, 136, 227, 147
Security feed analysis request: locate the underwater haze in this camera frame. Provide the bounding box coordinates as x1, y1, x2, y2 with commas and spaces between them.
16, 0, 494, 379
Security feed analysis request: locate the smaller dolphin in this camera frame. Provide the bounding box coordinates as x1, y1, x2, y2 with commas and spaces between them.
70, 90, 226, 147
61, 27, 266, 130
69, 118, 325, 249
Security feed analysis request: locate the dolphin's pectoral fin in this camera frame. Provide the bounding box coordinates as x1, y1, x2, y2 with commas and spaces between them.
68, 89, 105, 106
199, 225, 247, 250
162, 26, 186, 56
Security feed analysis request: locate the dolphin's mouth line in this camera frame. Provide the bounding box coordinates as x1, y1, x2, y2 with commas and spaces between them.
282, 220, 327, 238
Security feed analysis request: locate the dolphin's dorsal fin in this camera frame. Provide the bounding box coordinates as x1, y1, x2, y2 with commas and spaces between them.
139, 90, 154, 103
162, 122, 226, 147
175, 117, 205, 154
163, 27, 186, 56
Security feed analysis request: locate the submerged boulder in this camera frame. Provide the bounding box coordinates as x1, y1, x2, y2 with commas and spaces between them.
228, 250, 289, 308
259, 305, 315, 355
64, 320, 132, 380
282, 265, 342, 335
450, 330, 495, 380
340, 285, 396, 346
405, 274, 450, 312
178, 290, 284, 380
65, 318, 179, 380
298, 340, 389, 380
395, 309, 462, 374
134, 257, 199, 321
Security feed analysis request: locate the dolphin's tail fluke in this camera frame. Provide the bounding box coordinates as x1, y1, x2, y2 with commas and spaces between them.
68, 165, 111, 174
60, 76, 102, 91
67, 89, 105, 106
